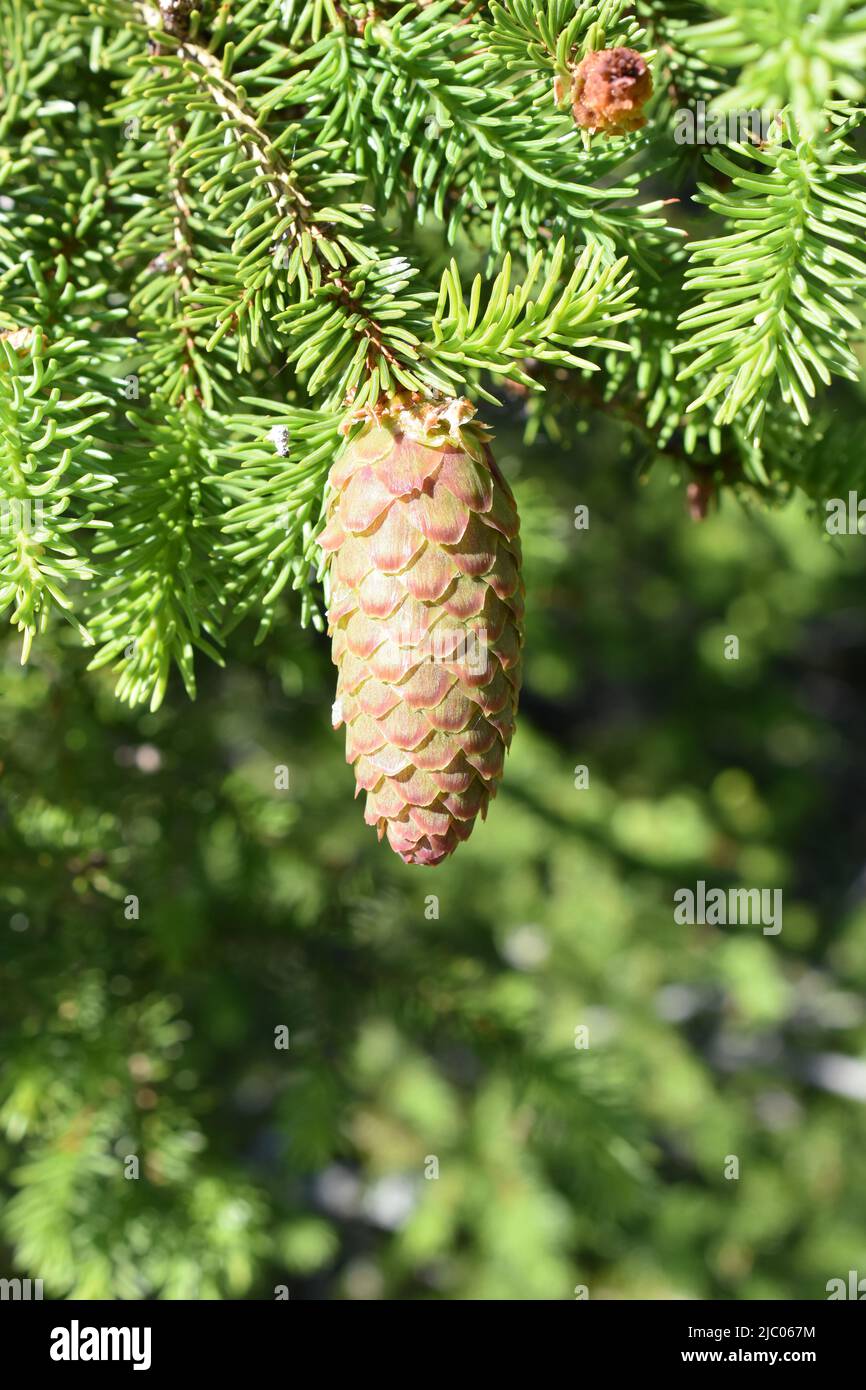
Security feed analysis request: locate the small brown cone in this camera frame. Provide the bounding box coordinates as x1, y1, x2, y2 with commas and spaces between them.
320, 395, 524, 866
567, 47, 653, 135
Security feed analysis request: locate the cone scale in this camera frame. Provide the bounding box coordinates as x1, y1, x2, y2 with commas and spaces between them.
320, 396, 524, 866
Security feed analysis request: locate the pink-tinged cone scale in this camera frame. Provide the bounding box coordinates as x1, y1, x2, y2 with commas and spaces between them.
320, 396, 524, 866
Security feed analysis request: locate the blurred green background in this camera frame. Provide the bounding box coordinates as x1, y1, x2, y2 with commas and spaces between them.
2, 405, 866, 1301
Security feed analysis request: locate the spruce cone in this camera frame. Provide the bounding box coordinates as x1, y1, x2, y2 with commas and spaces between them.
320, 396, 524, 866
565, 47, 653, 135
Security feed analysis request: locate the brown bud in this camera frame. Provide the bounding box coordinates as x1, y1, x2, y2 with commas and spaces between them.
686, 478, 715, 521
568, 47, 653, 136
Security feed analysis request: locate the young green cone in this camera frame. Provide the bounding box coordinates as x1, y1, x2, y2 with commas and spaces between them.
320, 396, 524, 866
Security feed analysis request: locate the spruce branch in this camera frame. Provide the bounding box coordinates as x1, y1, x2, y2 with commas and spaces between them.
0, 329, 113, 661
86, 402, 226, 711
115, 4, 372, 373
260, 0, 660, 257
113, 121, 228, 406
675, 112, 866, 438
424, 239, 638, 395
487, 0, 647, 89
680, 0, 866, 140
1, 0, 862, 707
209, 401, 342, 636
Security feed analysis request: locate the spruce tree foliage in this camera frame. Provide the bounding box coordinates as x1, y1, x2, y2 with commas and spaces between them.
2, 0, 866, 1299
4, 418, 866, 1301
0, 0, 864, 720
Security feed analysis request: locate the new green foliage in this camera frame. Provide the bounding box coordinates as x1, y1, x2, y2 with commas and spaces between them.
0, 0, 864, 709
